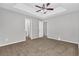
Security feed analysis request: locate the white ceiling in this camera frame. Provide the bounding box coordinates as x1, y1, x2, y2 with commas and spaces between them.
0, 3, 79, 20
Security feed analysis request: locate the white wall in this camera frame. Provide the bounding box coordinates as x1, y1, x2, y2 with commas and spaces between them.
47, 11, 79, 44
0, 8, 25, 46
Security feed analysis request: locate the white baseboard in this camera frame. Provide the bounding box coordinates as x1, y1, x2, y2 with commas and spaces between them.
0, 39, 26, 47
47, 36, 78, 44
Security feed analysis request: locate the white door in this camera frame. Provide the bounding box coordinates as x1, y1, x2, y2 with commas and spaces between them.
43, 22, 47, 37
25, 18, 31, 37
39, 21, 43, 37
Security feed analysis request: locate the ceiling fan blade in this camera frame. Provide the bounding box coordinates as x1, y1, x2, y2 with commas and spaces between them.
47, 8, 54, 10
44, 11, 47, 14
46, 3, 50, 7
36, 10, 41, 12
35, 5, 42, 8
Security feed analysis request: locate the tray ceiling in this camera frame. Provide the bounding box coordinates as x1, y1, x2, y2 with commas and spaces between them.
0, 3, 79, 20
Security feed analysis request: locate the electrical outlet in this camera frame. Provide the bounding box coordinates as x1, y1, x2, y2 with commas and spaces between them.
58, 36, 61, 40
5, 38, 8, 41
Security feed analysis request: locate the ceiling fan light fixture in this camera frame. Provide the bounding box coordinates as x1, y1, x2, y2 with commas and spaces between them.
35, 3, 54, 14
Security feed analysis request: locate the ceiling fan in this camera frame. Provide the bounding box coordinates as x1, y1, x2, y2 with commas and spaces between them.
35, 3, 54, 14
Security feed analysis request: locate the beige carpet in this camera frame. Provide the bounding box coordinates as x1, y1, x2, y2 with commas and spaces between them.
0, 37, 78, 56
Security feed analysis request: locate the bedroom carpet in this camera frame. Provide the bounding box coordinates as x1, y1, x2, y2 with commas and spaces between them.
0, 37, 78, 56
